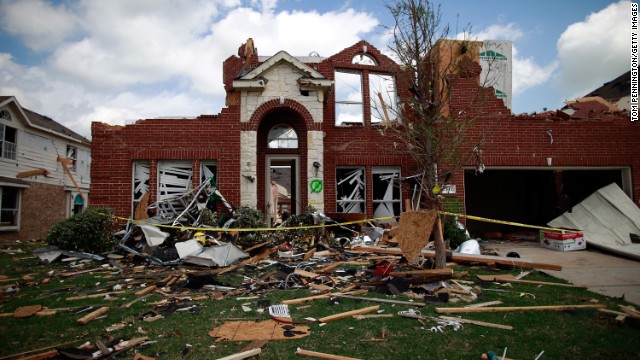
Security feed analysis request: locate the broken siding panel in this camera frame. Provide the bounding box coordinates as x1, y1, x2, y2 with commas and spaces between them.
157, 161, 193, 215
372, 167, 401, 221
336, 167, 365, 213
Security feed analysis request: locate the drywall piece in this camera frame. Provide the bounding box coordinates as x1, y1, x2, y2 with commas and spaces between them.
139, 225, 170, 246
175, 239, 203, 259
396, 210, 437, 263
32, 246, 63, 263
208, 320, 310, 341
548, 183, 640, 261
185, 243, 249, 267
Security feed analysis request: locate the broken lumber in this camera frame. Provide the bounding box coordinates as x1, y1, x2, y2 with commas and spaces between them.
66, 291, 125, 301
619, 305, 640, 320
389, 268, 453, 277
13, 305, 43, 318
295, 348, 363, 360
464, 300, 503, 308
76, 306, 109, 325
241, 246, 278, 265
318, 305, 379, 323
435, 304, 606, 314
438, 315, 513, 330
0, 340, 83, 360
354, 247, 562, 271
13, 350, 58, 360
135, 285, 158, 297
216, 348, 262, 360
329, 293, 425, 307
476, 274, 585, 288
281, 290, 368, 305
16, 169, 49, 179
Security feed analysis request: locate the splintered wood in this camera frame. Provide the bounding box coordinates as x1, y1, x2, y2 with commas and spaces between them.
208, 320, 310, 341
396, 210, 437, 263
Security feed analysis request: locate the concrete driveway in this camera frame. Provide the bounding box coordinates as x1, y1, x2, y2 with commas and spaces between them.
482, 240, 640, 306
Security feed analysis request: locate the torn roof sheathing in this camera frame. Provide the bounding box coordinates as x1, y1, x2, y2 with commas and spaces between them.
548, 183, 640, 261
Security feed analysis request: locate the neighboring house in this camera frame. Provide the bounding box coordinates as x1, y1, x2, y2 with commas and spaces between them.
90, 40, 640, 236
581, 71, 631, 111
0, 96, 91, 241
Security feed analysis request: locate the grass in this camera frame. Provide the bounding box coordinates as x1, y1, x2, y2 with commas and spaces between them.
0, 242, 639, 360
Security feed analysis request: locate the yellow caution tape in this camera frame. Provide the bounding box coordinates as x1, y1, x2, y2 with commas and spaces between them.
103, 211, 577, 234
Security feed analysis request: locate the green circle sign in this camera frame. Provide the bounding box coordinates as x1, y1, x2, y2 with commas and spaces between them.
310, 179, 323, 193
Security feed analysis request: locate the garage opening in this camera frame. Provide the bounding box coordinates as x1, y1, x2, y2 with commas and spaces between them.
463, 168, 626, 237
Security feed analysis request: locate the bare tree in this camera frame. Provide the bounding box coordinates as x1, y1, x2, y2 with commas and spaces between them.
378, 0, 491, 268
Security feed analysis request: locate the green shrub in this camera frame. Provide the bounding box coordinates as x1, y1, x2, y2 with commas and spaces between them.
46, 207, 118, 253
443, 215, 469, 250
228, 206, 267, 248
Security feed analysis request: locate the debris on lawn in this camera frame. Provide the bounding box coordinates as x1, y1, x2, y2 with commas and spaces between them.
6, 181, 634, 359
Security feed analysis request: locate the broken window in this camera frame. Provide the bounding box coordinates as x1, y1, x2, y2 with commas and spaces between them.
0, 110, 11, 121
352, 54, 377, 66
268, 125, 298, 149
66, 145, 77, 172
0, 125, 17, 160
335, 70, 363, 125
335, 70, 398, 126
200, 162, 218, 184
372, 167, 401, 220
336, 167, 365, 213
157, 161, 193, 216
132, 161, 150, 219
0, 186, 19, 228
72, 193, 84, 215
369, 74, 398, 124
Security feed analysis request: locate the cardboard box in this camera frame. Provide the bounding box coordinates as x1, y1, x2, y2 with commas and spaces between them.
540, 230, 586, 251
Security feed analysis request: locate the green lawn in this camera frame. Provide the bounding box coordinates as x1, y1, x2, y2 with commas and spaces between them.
1, 243, 638, 359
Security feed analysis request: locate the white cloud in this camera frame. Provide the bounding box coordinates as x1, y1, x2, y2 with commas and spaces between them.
0, 1, 380, 139
0, 0, 78, 51
512, 47, 558, 95
556, 0, 629, 98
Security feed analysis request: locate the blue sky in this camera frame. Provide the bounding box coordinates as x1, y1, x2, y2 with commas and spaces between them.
0, 0, 630, 138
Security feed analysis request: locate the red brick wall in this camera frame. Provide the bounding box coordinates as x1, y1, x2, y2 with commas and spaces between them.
0, 182, 67, 241
90, 108, 242, 221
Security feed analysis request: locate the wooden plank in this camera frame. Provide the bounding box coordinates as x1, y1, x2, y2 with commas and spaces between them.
66, 291, 125, 301
215, 348, 262, 360
438, 315, 513, 330
389, 268, 453, 277
464, 300, 503, 308
16, 169, 49, 178
57, 156, 85, 202
318, 305, 380, 323
435, 304, 606, 314
295, 348, 363, 360
317, 262, 344, 273
14, 350, 58, 360
0, 340, 83, 360
76, 306, 109, 325
353, 247, 562, 271
135, 285, 158, 297
619, 305, 640, 320
330, 293, 425, 307
476, 274, 585, 288
281, 290, 368, 305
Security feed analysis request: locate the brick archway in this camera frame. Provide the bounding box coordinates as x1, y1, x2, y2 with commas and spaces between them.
245, 98, 320, 131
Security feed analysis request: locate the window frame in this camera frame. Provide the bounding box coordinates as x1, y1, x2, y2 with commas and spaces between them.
66, 145, 77, 172
336, 167, 366, 214
334, 70, 364, 126
0, 186, 20, 230
372, 166, 402, 219
0, 124, 17, 161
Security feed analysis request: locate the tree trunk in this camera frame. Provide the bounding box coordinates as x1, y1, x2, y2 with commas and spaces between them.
434, 215, 447, 269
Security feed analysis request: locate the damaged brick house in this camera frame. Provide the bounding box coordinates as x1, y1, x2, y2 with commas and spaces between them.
0, 96, 90, 241
90, 40, 640, 235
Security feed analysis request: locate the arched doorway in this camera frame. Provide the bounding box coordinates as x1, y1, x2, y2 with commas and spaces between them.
257, 109, 307, 226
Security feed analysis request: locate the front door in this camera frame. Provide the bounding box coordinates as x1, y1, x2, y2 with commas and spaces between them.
266, 155, 298, 226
